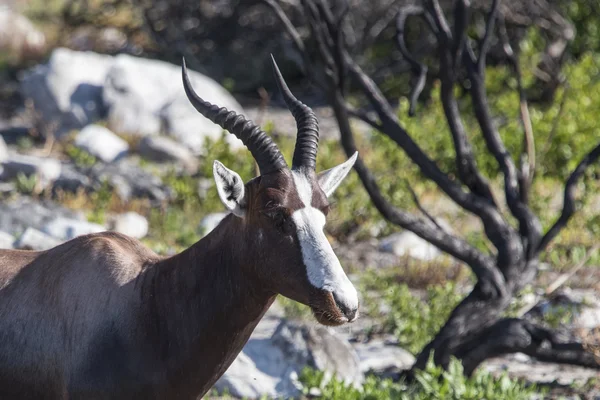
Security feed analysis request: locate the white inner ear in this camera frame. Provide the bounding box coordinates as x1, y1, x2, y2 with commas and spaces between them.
213, 160, 246, 217
317, 151, 358, 197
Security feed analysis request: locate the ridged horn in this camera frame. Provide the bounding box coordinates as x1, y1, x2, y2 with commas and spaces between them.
270, 55, 319, 171
182, 58, 287, 175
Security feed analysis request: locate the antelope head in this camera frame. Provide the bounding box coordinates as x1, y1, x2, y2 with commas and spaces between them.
182, 56, 358, 326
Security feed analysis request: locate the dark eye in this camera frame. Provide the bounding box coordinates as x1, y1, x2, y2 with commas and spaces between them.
265, 208, 293, 235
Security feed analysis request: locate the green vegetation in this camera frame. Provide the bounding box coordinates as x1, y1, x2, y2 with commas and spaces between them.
65, 144, 98, 168
14, 172, 38, 195
299, 356, 542, 400
362, 272, 464, 354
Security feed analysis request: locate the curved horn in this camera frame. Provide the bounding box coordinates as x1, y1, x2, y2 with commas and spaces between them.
270, 55, 319, 171
182, 58, 287, 175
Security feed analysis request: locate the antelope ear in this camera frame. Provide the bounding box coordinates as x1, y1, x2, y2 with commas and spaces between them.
317, 151, 358, 197
213, 160, 246, 217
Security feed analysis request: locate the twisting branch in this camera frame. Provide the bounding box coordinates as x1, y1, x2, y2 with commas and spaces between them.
343, 53, 517, 255
498, 15, 535, 205
395, 6, 428, 116
265, 0, 600, 378
405, 180, 449, 234
459, 0, 542, 262
477, 0, 500, 73
262, 0, 326, 91
427, 0, 452, 44
537, 142, 600, 253
457, 318, 600, 376
330, 92, 502, 289
416, 1, 500, 208
345, 105, 384, 132
452, 0, 469, 70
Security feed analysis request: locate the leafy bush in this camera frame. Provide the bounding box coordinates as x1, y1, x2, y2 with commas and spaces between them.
362, 273, 464, 354
299, 356, 542, 400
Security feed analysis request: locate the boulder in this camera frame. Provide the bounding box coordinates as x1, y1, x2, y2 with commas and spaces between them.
53, 164, 94, 194
137, 136, 197, 168
379, 231, 441, 261
0, 231, 14, 249
1, 153, 62, 188
14, 227, 61, 251
111, 212, 149, 239
103, 53, 244, 153
88, 158, 173, 203
42, 217, 105, 241
0, 197, 84, 237
20, 48, 245, 153
20, 48, 114, 135
353, 339, 415, 376
0, 136, 8, 162
74, 125, 129, 163
0, 7, 46, 64
215, 319, 363, 399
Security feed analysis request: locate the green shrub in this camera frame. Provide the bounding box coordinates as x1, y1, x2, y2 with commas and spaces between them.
362, 273, 463, 354
299, 356, 542, 400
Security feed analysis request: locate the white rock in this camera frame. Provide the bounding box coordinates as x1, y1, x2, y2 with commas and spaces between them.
112, 212, 148, 239
353, 340, 415, 374
137, 136, 196, 167
0, 7, 46, 62
198, 212, 229, 236
216, 352, 282, 399
215, 319, 363, 399
571, 292, 600, 329
0, 136, 8, 162
42, 217, 105, 241
103, 54, 244, 153
0, 231, 14, 249
14, 227, 61, 250
75, 125, 129, 163
575, 307, 600, 329
21, 48, 114, 134
2, 153, 61, 187
21, 48, 246, 153
379, 231, 441, 261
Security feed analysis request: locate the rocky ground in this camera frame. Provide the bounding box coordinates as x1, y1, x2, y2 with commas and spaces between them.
0, 42, 599, 399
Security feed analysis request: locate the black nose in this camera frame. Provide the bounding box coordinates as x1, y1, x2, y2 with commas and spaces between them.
333, 293, 358, 321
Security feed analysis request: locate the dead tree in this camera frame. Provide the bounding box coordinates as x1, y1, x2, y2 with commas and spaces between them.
263, 0, 600, 375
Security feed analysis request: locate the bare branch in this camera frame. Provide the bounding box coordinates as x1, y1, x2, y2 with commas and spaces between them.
463, 46, 542, 262
345, 105, 384, 132
452, 0, 469, 70
427, 0, 452, 44
395, 6, 428, 116
477, 0, 500, 73
458, 318, 600, 376
538, 142, 600, 253
330, 95, 500, 286
315, 0, 347, 93
405, 180, 448, 234
498, 15, 535, 204
427, 1, 499, 208
262, 0, 326, 91
344, 55, 515, 241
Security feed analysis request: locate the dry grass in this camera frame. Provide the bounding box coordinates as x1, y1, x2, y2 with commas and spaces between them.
390, 256, 469, 289
54, 187, 152, 219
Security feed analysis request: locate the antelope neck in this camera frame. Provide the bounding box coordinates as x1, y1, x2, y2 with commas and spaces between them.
142, 214, 275, 398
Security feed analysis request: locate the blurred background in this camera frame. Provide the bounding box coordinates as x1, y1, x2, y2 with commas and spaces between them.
0, 0, 599, 398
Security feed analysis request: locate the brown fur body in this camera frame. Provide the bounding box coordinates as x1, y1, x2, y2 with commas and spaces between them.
0, 216, 275, 399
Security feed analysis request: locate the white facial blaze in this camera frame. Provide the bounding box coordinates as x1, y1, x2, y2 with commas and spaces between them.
291, 171, 358, 317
